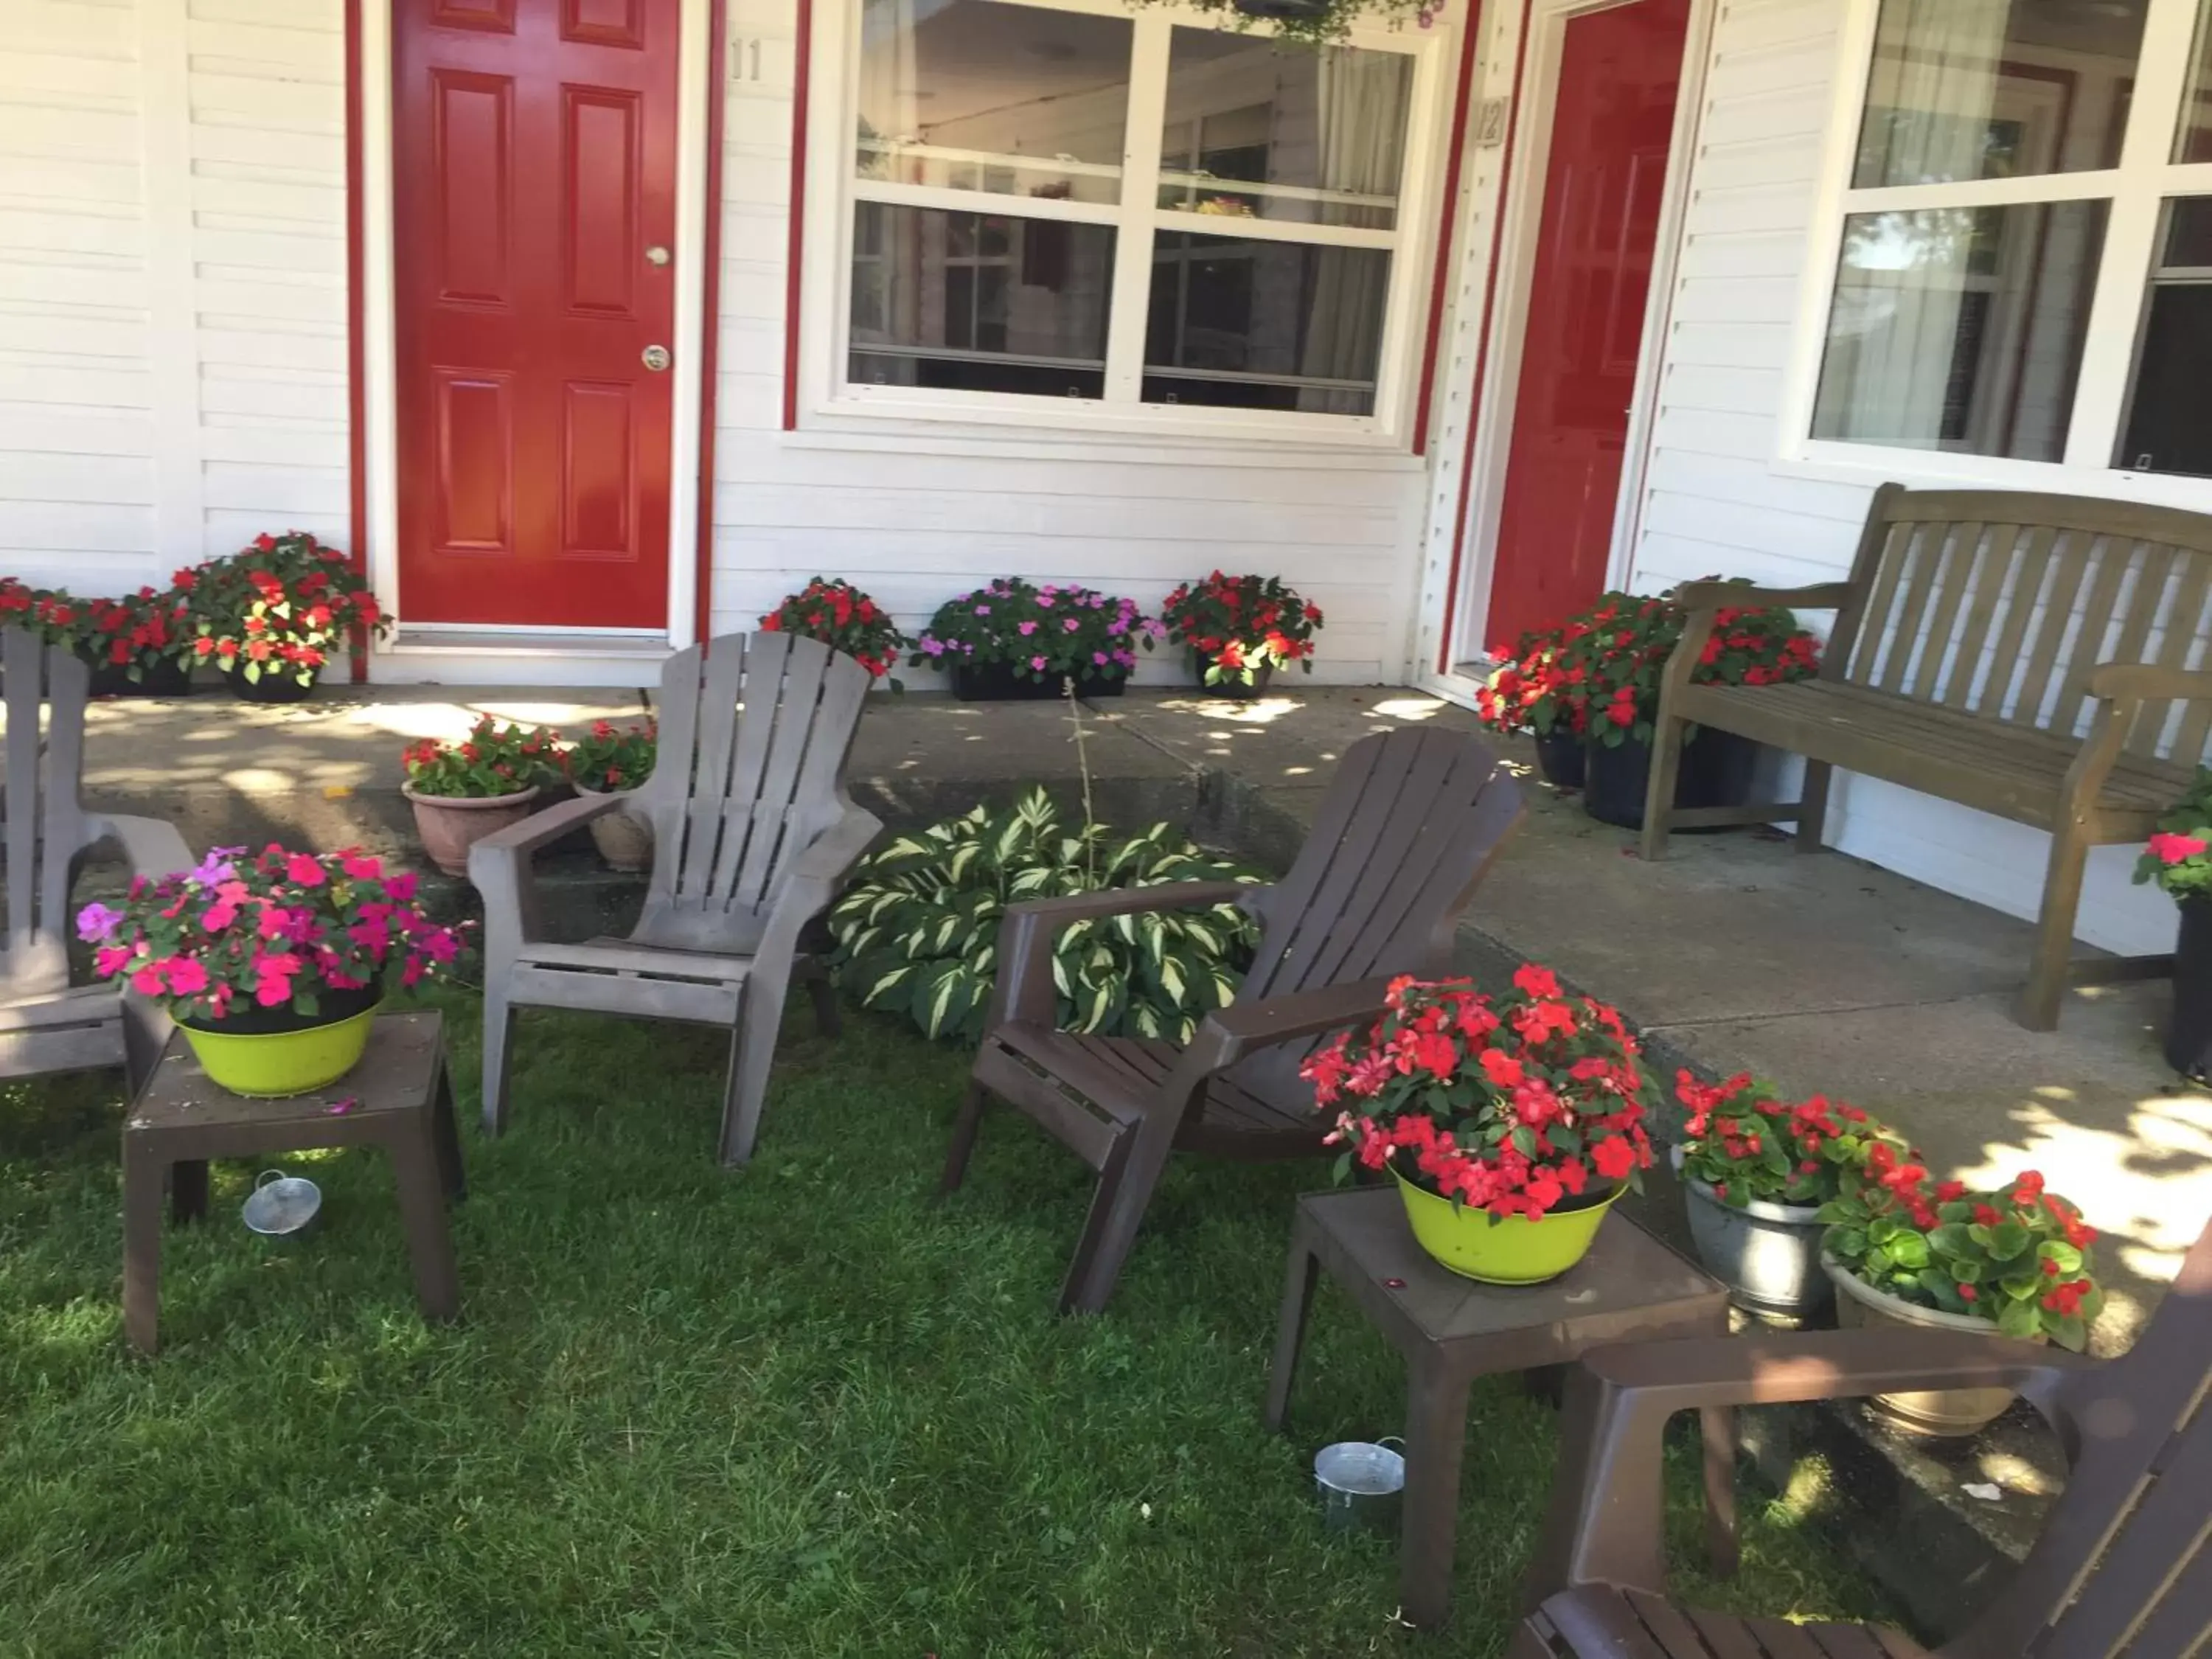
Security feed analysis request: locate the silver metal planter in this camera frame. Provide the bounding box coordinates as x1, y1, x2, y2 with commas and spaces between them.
1676, 1150, 1832, 1318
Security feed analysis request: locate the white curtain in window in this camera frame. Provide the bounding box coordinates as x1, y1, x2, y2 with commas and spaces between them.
1818, 0, 2011, 447
1298, 49, 1401, 408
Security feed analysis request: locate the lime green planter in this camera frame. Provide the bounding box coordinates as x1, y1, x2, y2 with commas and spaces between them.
1391, 1167, 1621, 1284
179, 1000, 381, 1098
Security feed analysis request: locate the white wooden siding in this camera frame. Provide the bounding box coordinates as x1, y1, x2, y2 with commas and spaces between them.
711, 0, 1428, 684
1628, 0, 2180, 956
0, 0, 347, 593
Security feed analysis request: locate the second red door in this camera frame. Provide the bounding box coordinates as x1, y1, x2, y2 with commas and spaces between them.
392, 0, 678, 629
1481, 0, 1689, 653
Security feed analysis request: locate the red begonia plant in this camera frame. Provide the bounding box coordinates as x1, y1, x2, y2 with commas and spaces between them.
759, 577, 910, 686
1159, 571, 1324, 686
186, 531, 387, 690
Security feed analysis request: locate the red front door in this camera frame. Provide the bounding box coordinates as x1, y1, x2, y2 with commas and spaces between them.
392, 0, 678, 629
1482, 0, 1688, 652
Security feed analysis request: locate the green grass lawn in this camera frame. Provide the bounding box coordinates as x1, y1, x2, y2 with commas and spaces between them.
0, 988, 1889, 1657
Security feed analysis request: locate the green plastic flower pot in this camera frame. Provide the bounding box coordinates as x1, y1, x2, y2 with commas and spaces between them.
1391, 1167, 1621, 1284
178, 998, 381, 1098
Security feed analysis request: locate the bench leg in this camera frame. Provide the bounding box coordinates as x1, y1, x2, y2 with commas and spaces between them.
1638, 715, 1688, 861
2018, 824, 2090, 1032
1795, 759, 1834, 852
392, 1119, 462, 1324
122, 1139, 165, 1355
1399, 1353, 1474, 1631
1264, 1224, 1321, 1432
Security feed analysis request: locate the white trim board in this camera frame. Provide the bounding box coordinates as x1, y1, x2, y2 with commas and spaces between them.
355, 0, 711, 686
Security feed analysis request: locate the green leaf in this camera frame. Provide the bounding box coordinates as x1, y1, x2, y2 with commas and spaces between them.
861, 961, 917, 1009
1156, 953, 1187, 1008
910, 962, 974, 1040
1927, 1223, 1975, 1258
2038, 1240, 2082, 1274
1885, 1231, 1930, 1270
1986, 1220, 2032, 1262
2043, 1310, 2090, 1351
1997, 1297, 2041, 1339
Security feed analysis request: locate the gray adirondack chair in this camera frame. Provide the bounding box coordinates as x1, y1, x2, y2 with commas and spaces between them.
1512, 1214, 2212, 1659
940, 727, 1526, 1315
470, 633, 880, 1166
0, 627, 193, 1086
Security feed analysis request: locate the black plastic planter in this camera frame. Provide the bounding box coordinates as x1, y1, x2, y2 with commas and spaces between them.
2169, 897, 2212, 1081
1582, 727, 1757, 830
229, 667, 319, 704
81, 653, 194, 698
1531, 728, 1585, 791
1231, 0, 1332, 17
1190, 652, 1272, 700
948, 661, 1127, 702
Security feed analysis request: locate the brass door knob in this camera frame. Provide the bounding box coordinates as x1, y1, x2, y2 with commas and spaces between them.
641, 344, 672, 372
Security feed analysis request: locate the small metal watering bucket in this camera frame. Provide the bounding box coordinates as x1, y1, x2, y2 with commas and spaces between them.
241, 1169, 321, 1239
1314, 1436, 1405, 1534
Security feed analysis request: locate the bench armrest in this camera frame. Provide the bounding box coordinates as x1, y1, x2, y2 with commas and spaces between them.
1672, 579, 1857, 615
2087, 663, 2212, 704
1177, 975, 1396, 1074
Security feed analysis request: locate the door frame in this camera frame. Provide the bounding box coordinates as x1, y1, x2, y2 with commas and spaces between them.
1436, 0, 1712, 677
349, 0, 719, 683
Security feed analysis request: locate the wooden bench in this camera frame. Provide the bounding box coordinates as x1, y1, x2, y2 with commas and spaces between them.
1641, 483, 2212, 1032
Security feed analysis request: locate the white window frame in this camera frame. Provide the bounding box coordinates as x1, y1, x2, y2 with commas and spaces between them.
796, 0, 1454, 451
1778, 0, 2212, 507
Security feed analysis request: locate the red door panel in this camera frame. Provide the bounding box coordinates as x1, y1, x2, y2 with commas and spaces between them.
1482, 0, 1688, 653
393, 0, 676, 629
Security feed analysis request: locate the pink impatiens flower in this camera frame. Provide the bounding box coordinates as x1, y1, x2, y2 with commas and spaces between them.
164, 957, 209, 995
341, 852, 383, 881
130, 962, 168, 997
1030, 655, 1048, 671
285, 852, 327, 886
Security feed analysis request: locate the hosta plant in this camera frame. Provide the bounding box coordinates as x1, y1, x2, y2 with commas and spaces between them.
825, 787, 1259, 1044
1818, 1153, 2104, 1348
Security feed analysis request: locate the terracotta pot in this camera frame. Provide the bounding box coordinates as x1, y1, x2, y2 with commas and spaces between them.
1823, 1252, 2040, 1436
403, 784, 540, 877
577, 785, 653, 872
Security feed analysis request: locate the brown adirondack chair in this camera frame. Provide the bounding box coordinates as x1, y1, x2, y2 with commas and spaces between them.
939, 727, 1526, 1315
0, 627, 193, 1086
1512, 1214, 2212, 1659
470, 633, 880, 1166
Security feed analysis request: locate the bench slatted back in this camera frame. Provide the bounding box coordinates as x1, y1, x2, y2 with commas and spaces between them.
1, 627, 96, 1001
629, 631, 871, 955
1834, 486, 2212, 765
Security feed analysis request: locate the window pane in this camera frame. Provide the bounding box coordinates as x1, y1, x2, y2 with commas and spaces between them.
1854, 0, 2148, 187
2180, 1, 2212, 161
1158, 32, 1411, 230
1144, 233, 1388, 416
1811, 201, 2107, 462
2119, 198, 2212, 475
855, 0, 1130, 205
849, 203, 1113, 398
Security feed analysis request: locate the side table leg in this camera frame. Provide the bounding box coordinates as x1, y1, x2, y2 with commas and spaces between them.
123, 1141, 164, 1356
1699, 1404, 1739, 1579
170, 1159, 209, 1224
1399, 1355, 1474, 1632
391, 1119, 461, 1324
431, 1068, 467, 1203
1263, 1228, 1319, 1432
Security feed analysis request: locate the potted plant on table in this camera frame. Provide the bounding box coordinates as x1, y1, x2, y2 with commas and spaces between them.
1475, 620, 1593, 790
185, 531, 386, 701
77, 844, 467, 1096
2133, 771, 2212, 1080
1302, 965, 1659, 1284
1158, 571, 1323, 697
1579, 586, 1820, 830
908, 577, 1158, 700
1672, 1071, 1905, 1318
1819, 1158, 2103, 1436
759, 577, 910, 689
401, 717, 566, 877
566, 717, 658, 873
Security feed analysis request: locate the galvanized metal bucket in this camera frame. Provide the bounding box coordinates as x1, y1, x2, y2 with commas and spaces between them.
241, 1169, 321, 1239
1314, 1436, 1405, 1534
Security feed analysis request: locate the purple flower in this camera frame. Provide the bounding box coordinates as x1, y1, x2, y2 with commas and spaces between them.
1093, 651, 1110, 666
1030, 655, 1048, 670
1107, 618, 1127, 636
1039, 592, 1055, 608
1018, 620, 1038, 636
1144, 619, 1166, 639
190, 846, 242, 885
975, 604, 991, 615
921, 637, 945, 657
961, 641, 975, 655
1062, 617, 1079, 631
75, 900, 122, 942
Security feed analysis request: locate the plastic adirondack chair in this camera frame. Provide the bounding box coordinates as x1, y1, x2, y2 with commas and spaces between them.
0, 627, 193, 1087
1511, 1214, 2212, 1659
939, 727, 1526, 1315
470, 633, 880, 1166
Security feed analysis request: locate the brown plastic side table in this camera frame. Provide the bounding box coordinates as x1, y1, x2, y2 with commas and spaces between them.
1265, 1186, 1736, 1631
121, 1009, 465, 1355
